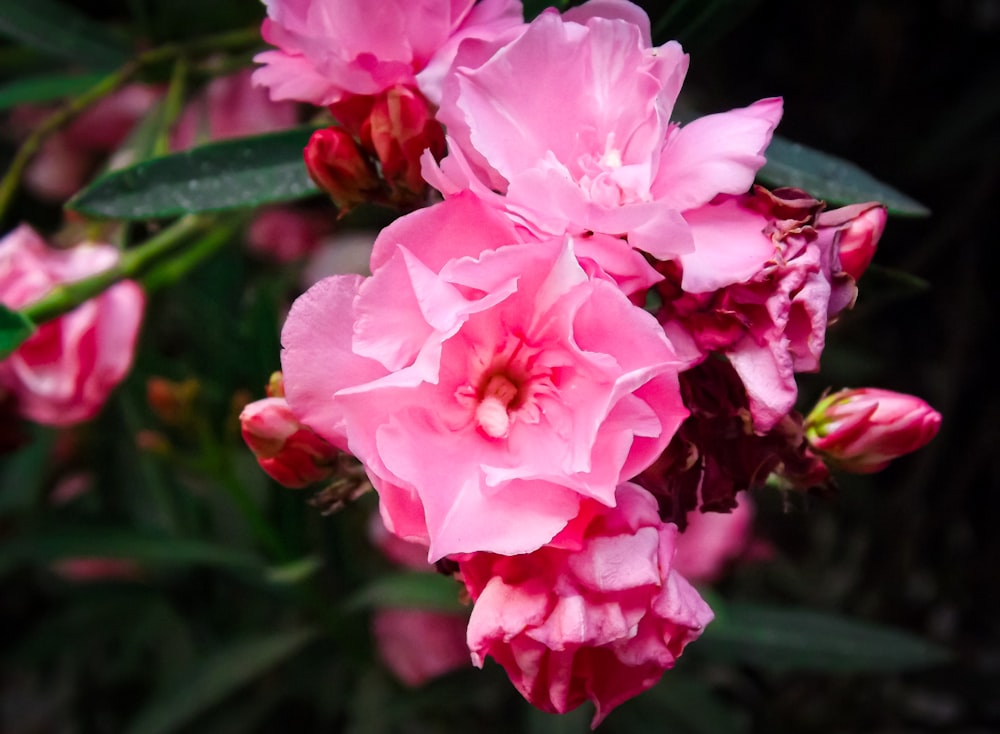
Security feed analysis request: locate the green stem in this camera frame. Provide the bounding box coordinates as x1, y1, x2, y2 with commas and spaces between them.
19, 214, 211, 324
152, 56, 189, 158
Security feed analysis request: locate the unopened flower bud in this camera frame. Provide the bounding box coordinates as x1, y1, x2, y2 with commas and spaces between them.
265, 371, 285, 398
823, 203, 887, 281
805, 387, 941, 473
304, 127, 379, 212
240, 396, 338, 488
147, 377, 199, 426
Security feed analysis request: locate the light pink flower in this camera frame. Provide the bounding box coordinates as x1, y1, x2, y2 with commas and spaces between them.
804, 387, 941, 473
671, 494, 755, 584
252, 0, 524, 107
281, 194, 687, 560
373, 608, 472, 686
458, 482, 713, 726
240, 396, 340, 488
423, 2, 782, 265
171, 68, 299, 150
0, 226, 144, 427
657, 188, 859, 432
245, 206, 334, 262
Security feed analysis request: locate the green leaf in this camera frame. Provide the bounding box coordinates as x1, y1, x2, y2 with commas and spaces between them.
698, 601, 952, 672
68, 127, 321, 220
126, 628, 316, 734
0, 0, 130, 69
0, 526, 263, 575
0, 304, 35, 359
343, 571, 465, 613
759, 135, 931, 217
0, 72, 107, 110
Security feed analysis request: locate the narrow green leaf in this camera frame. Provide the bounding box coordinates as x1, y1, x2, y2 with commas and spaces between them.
0, 526, 263, 575
68, 127, 321, 220
0, 72, 107, 110
0, 304, 35, 359
760, 135, 931, 217
343, 571, 465, 613
265, 554, 323, 585
126, 628, 316, 734
698, 601, 952, 672
0, 0, 130, 69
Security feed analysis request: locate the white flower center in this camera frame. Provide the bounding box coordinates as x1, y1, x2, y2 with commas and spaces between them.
475, 374, 519, 439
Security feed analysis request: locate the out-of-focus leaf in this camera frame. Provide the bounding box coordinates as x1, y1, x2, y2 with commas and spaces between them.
68, 127, 321, 220
0, 527, 263, 574
698, 601, 952, 672
760, 135, 931, 217
0, 424, 55, 517
526, 703, 592, 733
609, 675, 749, 734
0, 0, 130, 69
0, 72, 106, 110
265, 554, 323, 585
0, 304, 34, 359
343, 571, 465, 613
126, 628, 316, 734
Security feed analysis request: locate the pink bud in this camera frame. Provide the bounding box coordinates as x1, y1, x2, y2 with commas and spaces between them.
239, 397, 339, 488
825, 203, 887, 281
805, 388, 941, 473
303, 128, 379, 212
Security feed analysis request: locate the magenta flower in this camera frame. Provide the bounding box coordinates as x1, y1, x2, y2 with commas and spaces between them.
0, 226, 144, 427
804, 387, 942, 473
252, 0, 524, 107
281, 194, 687, 559
424, 1, 782, 263
823, 202, 887, 282
458, 482, 713, 726
240, 396, 340, 488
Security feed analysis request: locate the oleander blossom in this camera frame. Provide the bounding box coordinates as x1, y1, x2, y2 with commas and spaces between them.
458, 482, 714, 726
423, 0, 782, 265
252, 0, 524, 107
0, 226, 143, 426
281, 194, 687, 560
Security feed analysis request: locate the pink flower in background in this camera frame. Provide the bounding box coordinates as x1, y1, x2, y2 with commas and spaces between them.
657, 187, 860, 432
171, 68, 300, 151
240, 396, 340, 487
373, 608, 472, 686
424, 3, 781, 264
458, 482, 713, 726
671, 494, 757, 584
281, 194, 687, 560
252, 0, 524, 107
9, 85, 159, 202
0, 226, 143, 427
51, 558, 142, 582
245, 206, 334, 262
804, 387, 942, 473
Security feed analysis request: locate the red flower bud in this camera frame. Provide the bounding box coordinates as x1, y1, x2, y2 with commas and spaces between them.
240, 396, 339, 488
304, 127, 379, 212
820, 203, 887, 281
805, 387, 941, 473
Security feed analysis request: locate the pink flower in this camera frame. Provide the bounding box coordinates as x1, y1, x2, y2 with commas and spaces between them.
281, 194, 687, 560
246, 206, 334, 262
804, 387, 942, 473
671, 494, 755, 584
0, 226, 144, 427
822, 202, 886, 282
458, 482, 713, 726
240, 396, 340, 488
51, 558, 142, 582
657, 187, 859, 432
252, 0, 524, 107
304, 127, 381, 210
171, 69, 299, 150
373, 608, 472, 686
423, 3, 782, 264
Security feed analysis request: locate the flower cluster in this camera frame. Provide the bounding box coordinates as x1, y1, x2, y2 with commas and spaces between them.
248, 0, 940, 723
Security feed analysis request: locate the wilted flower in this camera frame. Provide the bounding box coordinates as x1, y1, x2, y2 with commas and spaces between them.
804, 387, 942, 473
0, 226, 144, 427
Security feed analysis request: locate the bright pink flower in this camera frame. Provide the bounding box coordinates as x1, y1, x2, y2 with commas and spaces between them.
10, 85, 159, 202
0, 226, 144, 427
822, 202, 886, 282
171, 69, 299, 150
246, 206, 334, 262
373, 608, 472, 686
240, 396, 340, 488
281, 194, 687, 560
424, 3, 782, 265
657, 188, 859, 432
252, 0, 524, 107
804, 387, 941, 473
458, 482, 713, 726
671, 494, 755, 584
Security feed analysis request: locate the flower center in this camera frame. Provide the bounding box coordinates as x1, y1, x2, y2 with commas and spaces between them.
475, 373, 520, 439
